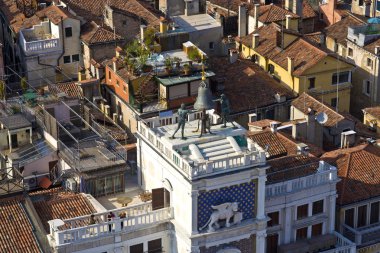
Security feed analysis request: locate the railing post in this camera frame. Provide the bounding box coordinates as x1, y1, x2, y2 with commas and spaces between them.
355, 233, 362, 245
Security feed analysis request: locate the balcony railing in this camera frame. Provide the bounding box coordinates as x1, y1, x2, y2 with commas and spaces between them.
49, 202, 173, 246
265, 162, 338, 198
320, 231, 356, 253
137, 121, 266, 180
24, 39, 59, 52
342, 222, 380, 247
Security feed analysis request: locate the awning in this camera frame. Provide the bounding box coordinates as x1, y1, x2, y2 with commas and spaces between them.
39, 176, 52, 189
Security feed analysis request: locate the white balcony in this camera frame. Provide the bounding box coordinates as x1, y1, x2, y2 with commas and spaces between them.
266, 162, 338, 198
19, 30, 60, 55
342, 223, 380, 247
137, 120, 266, 180
49, 201, 173, 246
320, 232, 356, 253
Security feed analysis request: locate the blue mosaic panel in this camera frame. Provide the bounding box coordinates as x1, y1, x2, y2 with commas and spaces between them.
197, 181, 255, 229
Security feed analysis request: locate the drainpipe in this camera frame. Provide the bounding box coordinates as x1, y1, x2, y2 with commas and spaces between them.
57, 16, 66, 66
374, 55, 379, 105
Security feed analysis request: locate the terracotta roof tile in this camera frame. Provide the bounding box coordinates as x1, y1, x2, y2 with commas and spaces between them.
208, 0, 256, 13
30, 187, 96, 231
248, 130, 288, 159
248, 119, 279, 130
325, 15, 365, 46
267, 155, 320, 183
240, 23, 328, 76
322, 144, 380, 205
254, 4, 299, 24
49, 81, 84, 98
81, 21, 123, 44
291, 92, 348, 127
209, 57, 296, 114
363, 106, 380, 119
61, 0, 160, 27
0, 198, 41, 253
36, 5, 78, 25
302, 0, 317, 19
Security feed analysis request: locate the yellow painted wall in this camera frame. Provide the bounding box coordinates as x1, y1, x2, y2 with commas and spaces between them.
363, 112, 380, 135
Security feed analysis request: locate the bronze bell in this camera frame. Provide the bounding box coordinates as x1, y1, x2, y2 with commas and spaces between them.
194, 81, 214, 111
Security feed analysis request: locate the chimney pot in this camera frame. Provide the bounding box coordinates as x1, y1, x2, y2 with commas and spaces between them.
270, 122, 280, 132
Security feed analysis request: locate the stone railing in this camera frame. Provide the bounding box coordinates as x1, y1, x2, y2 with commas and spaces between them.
321, 231, 356, 253
50, 202, 173, 246
265, 162, 338, 198
19, 30, 60, 55
342, 222, 380, 247
137, 121, 266, 180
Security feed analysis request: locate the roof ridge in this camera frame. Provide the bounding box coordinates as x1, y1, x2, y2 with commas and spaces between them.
300, 92, 344, 120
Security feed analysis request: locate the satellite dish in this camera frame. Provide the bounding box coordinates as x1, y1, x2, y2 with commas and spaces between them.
315, 112, 328, 125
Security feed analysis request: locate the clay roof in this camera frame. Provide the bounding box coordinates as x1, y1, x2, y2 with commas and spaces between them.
248, 130, 288, 159
325, 15, 365, 46
0, 197, 41, 253
30, 187, 96, 231
208, 0, 255, 13
302, 0, 317, 19
60, 0, 160, 27
240, 23, 330, 76
267, 155, 320, 183
48, 82, 84, 98
254, 4, 299, 24
322, 144, 380, 205
81, 21, 123, 44
35, 5, 78, 25
208, 56, 296, 114
248, 119, 280, 130
363, 106, 380, 119
304, 31, 322, 45
291, 92, 350, 127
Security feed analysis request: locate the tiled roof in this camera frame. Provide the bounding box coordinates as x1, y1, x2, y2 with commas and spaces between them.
291, 92, 348, 127
30, 187, 96, 231
240, 23, 329, 76
302, 0, 317, 19
325, 15, 365, 46
304, 31, 322, 45
49, 82, 84, 98
248, 130, 288, 159
208, 0, 255, 13
0, 114, 31, 130
60, 0, 160, 27
363, 106, 380, 119
254, 4, 299, 24
267, 155, 319, 183
35, 5, 78, 25
0, 197, 42, 253
208, 56, 296, 114
322, 144, 380, 205
248, 119, 279, 130
364, 37, 380, 55
81, 21, 123, 44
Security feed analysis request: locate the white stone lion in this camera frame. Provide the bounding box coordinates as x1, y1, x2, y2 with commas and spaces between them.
200, 202, 239, 233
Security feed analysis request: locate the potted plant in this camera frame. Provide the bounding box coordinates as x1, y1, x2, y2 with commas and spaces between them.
187, 47, 201, 62
173, 57, 182, 69
183, 64, 191, 75
142, 64, 153, 73
164, 57, 173, 75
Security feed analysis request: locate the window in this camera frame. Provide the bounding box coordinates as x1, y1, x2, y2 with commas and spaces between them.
332, 71, 350, 85
148, 238, 162, 253
108, 71, 111, 80
65, 27, 72, 38
266, 234, 279, 253
268, 64, 275, 74
209, 42, 214, 50
123, 85, 127, 93
252, 54, 259, 63
130, 243, 143, 253
348, 48, 353, 57
357, 205, 368, 227
267, 211, 279, 227
63, 55, 71, 64
331, 97, 338, 109
345, 208, 355, 227
72, 54, 79, 62
363, 80, 371, 96
296, 227, 308, 241
370, 202, 380, 224
297, 204, 308, 220
312, 200, 324, 215
308, 77, 315, 89
312, 223, 323, 236
367, 58, 373, 69
359, 0, 364, 6
116, 80, 120, 87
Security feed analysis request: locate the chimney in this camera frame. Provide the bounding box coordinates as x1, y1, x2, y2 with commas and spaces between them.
285, 15, 298, 31
253, 4, 260, 30
340, 130, 356, 148
297, 143, 310, 155
293, 0, 303, 18
229, 49, 238, 63
270, 122, 280, 133
319, 33, 326, 47
287, 57, 294, 74
252, 33, 260, 48
140, 25, 147, 42
375, 46, 380, 55
285, 0, 291, 10
160, 17, 168, 33
112, 57, 118, 72
238, 4, 247, 37
248, 113, 257, 123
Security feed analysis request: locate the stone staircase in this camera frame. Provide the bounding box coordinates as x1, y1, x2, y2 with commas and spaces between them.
196, 138, 236, 161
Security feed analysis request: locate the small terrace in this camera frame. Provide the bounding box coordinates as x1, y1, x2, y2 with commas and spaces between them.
342, 222, 380, 247
347, 24, 380, 46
